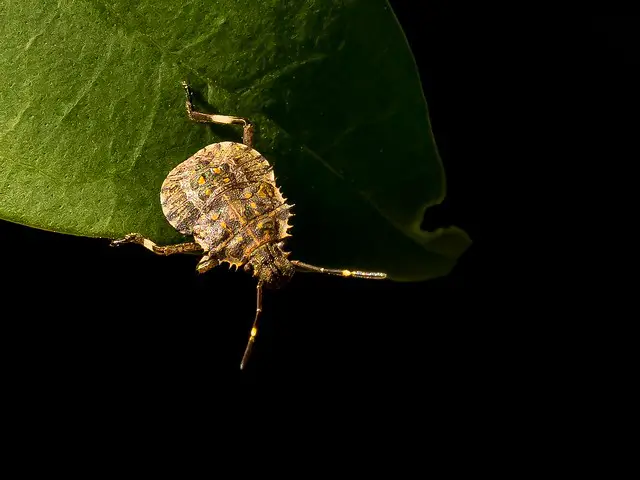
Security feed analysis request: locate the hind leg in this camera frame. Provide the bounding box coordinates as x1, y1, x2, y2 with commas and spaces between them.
181, 81, 254, 147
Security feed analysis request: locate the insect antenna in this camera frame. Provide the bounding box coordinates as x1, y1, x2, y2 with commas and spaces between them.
240, 282, 263, 370
290, 260, 387, 280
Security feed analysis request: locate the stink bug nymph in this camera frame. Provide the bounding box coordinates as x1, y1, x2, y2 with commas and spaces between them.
111, 81, 387, 369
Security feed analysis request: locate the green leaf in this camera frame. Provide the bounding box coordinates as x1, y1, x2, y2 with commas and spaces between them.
0, 0, 470, 281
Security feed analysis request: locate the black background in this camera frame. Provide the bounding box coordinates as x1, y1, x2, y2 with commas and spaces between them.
2, 11, 634, 402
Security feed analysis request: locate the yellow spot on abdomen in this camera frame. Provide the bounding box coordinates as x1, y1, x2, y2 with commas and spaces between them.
250, 202, 258, 209
244, 191, 253, 199
211, 212, 220, 221
205, 188, 212, 195
213, 167, 222, 174
220, 220, 227, 229
223, 177, 231, 183
197, 175, 205, 184
258, 183, 274, 198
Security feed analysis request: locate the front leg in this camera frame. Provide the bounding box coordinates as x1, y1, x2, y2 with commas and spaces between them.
110, 233, 203, 256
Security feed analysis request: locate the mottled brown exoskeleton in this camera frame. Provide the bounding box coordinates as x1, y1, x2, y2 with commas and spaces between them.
111, 81, 387, 369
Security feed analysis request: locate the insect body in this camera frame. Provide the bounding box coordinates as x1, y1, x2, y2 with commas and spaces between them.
160, 140, 295, 287
111, 81, 387, 369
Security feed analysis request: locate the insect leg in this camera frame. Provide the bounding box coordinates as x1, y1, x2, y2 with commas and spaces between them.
291, 260, 387, 280
240, 282, 263, 370
181, 81, 255, 148
110, 233, 203, 256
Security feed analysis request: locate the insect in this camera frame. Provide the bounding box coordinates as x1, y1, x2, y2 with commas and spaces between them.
111, 81, 387, 369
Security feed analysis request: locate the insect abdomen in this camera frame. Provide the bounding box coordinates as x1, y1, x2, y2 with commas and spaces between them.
161, 141, 292, 264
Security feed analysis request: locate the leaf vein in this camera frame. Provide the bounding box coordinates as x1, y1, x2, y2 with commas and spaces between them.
55, 35, 115, 128
129, 60, 163, 173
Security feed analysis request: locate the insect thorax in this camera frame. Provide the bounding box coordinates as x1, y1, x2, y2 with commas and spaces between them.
247, 242, 295, 289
